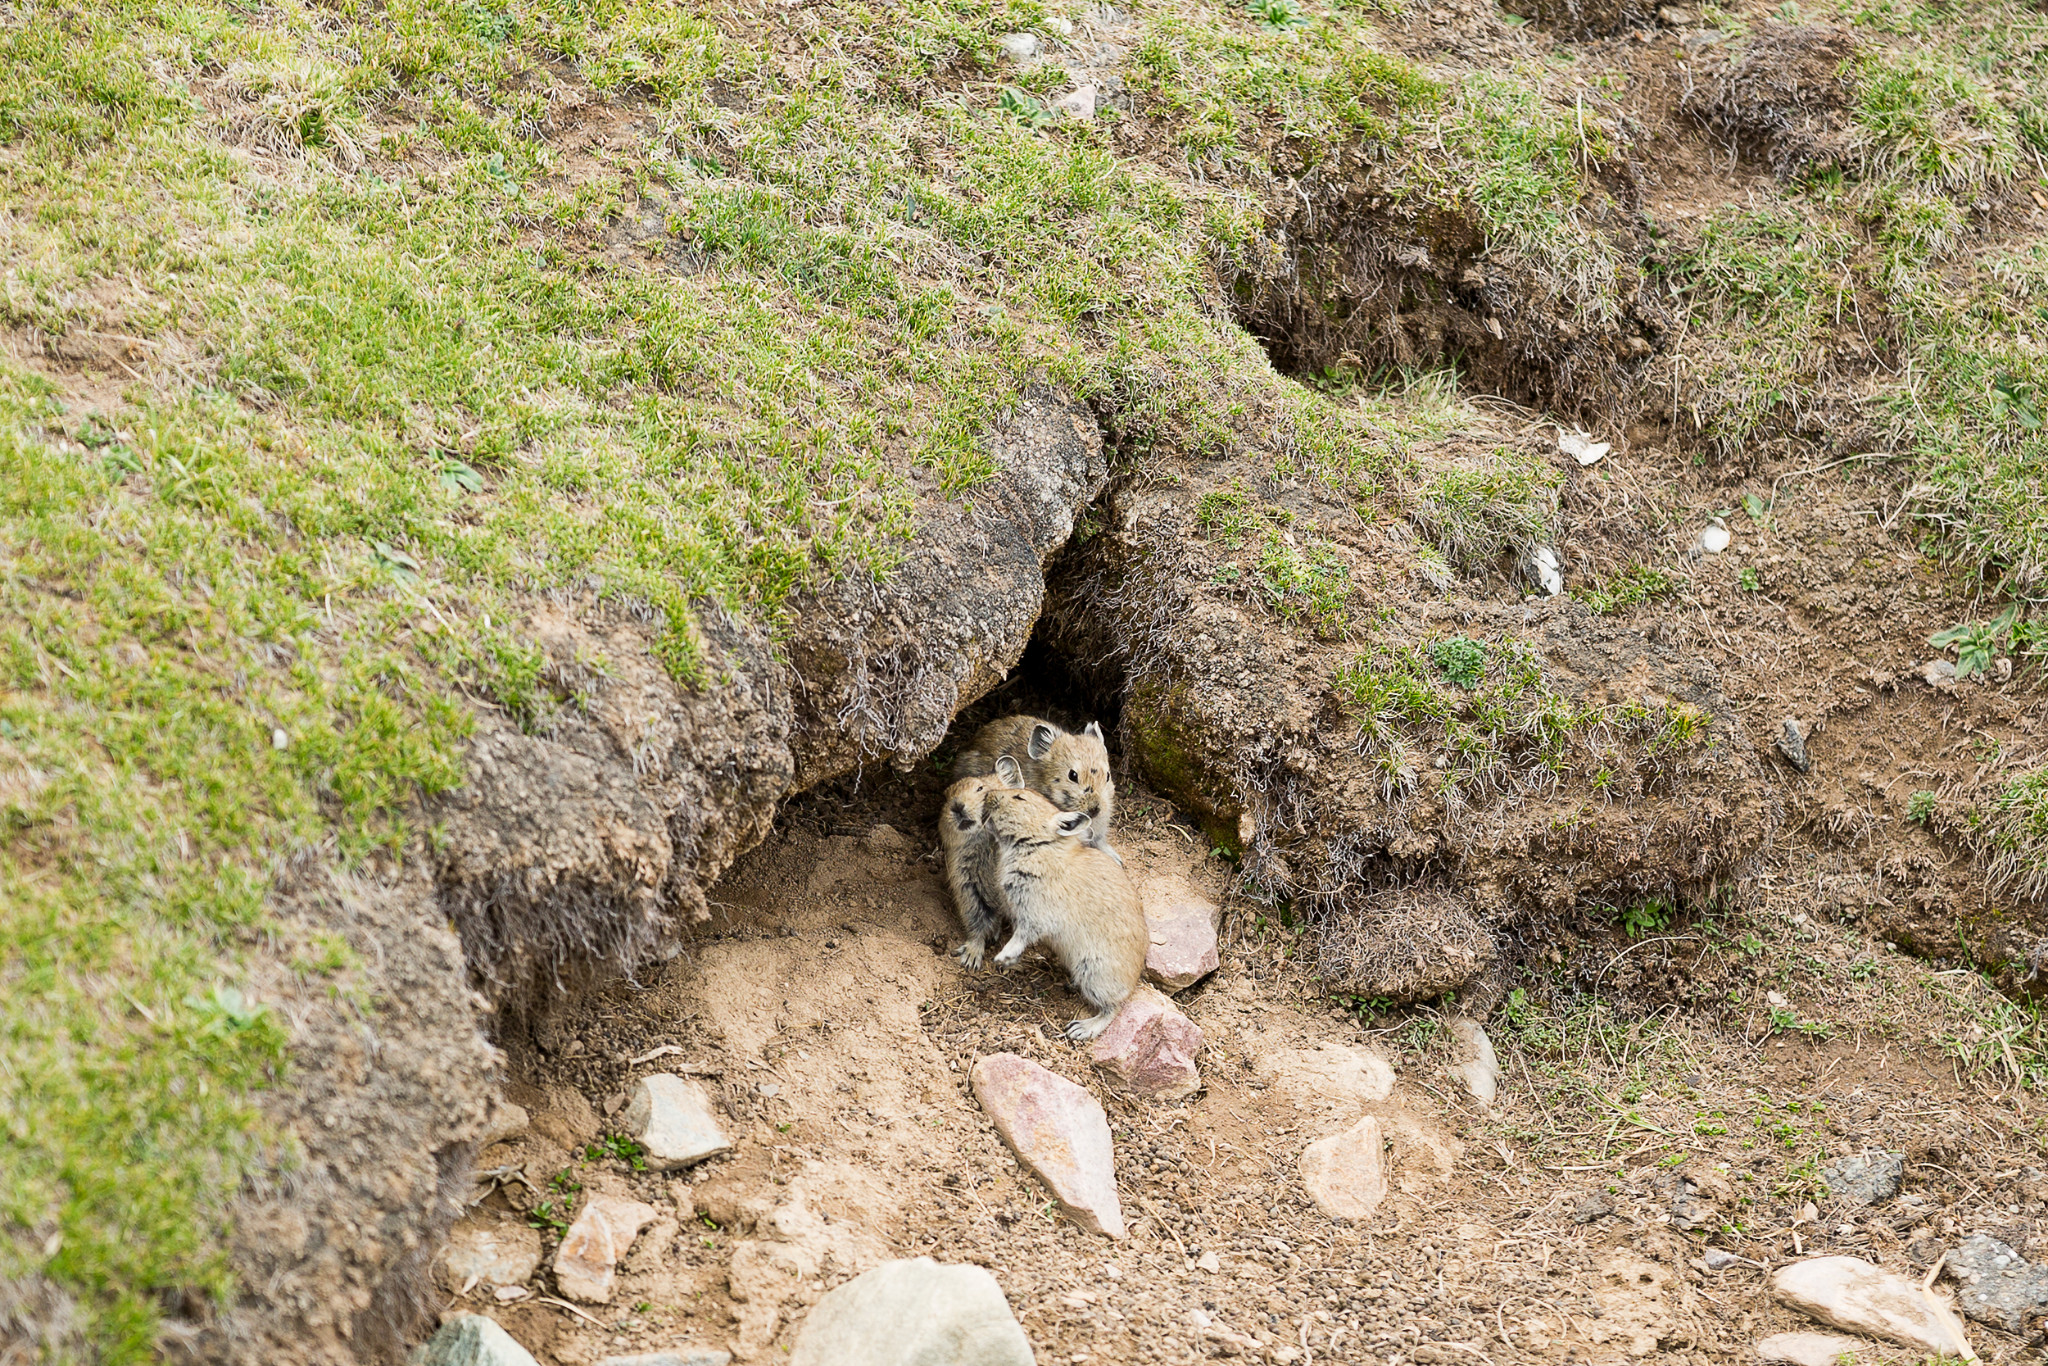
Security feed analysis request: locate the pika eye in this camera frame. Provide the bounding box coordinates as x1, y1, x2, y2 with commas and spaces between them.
1068, 769, 1078, 782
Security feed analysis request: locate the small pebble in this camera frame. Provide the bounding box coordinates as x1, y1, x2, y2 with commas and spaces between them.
1701, 524, 1731, 553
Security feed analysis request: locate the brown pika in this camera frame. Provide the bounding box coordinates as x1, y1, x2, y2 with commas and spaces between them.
955, 714, 1117, 858
980, 785, 1146, 1041
936, 757, 1022, 969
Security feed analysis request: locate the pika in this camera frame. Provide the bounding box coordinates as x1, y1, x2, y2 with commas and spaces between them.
955, 715, 1118, 856
937, 756, 1023, 969
980, 785, 1146, 1041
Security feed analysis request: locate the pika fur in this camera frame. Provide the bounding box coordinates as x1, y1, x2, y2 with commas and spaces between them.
955, 714, 1118, 856
980, 785, 1146, 1041
936, 756, 1022, 969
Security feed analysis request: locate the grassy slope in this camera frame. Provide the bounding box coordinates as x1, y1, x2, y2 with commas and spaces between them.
0, 0, 2041, 1352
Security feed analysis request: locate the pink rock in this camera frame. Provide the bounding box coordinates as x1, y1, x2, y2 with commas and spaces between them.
1140, 879, 1219, 992
554, 1195, 659, 1303
970, 1053, 1125, 1239
1299, 1115, 1388, 1221
1089, 987, 1204, 1100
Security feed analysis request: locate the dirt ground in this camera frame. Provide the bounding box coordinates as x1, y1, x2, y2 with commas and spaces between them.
445, 739, 2048, 1365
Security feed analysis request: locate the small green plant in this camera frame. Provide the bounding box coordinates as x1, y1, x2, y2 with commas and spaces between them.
1736, 932, 1765, 956
1737, 567, 1761, 593
1906, 789, 1937, 824
1245, 0, 1307, 29
584, 1133, 649, 1170
1429, 635, 1485, 690
997, 87, 1054, 128
1929, 603, 2020, 679
1618, 898, 1674, 940
1848, 958, 1879, 982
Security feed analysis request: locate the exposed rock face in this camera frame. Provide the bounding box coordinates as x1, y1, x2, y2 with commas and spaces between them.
185, 860, 502, 1366
970, 1053, 1126, 1238
622, 1075, 732, 1170
1089, 986, 1204, 1099
595, 1352, 732, 1366
555, 1197, 660, 1304
1770, 1256, 1975, 1360
1299, 1115, 1389, 1221
784, 388, 1111, 785
785, 1258, 1034, 1366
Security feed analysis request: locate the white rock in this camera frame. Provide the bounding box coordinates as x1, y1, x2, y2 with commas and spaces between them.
1919, 658, 1958, 688
411, 1314, 540, 1366
623, 1074, 731, 1170
1701, 524, 1732, 554
554, 1196, 659, 1304
1046, 15, 1074, 33
1446, 1018, 1498, 1107
1558, 431, 1610, 466
436, 1215, 542, 1293
1052, 83, 1096, 119
1255, 1044, 1394, 1112
786, 1258, 1034, 1366
1755, 1332, 1866, 1365
1770, 1256, 1974, 1361
1529, 545, 1564, 596
996, 31, 1040, 58
1299, 1115, 1388, 1221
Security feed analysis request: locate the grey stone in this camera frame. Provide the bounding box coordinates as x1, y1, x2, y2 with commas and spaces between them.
1778, 717, 1811, 773
1572, 1190, 1615, 1224
1822, 1150, 1903, 1208
623, 1074, 731, 1170
1948, 1234, 2048, 1334
595, 1352, 731, 1366
411, 1314, 540, 1366
786, 1258, 1034, 1366
996, 31, 1039, 58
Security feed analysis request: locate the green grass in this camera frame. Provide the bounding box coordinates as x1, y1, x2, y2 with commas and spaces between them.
1572, 563, 1684, 614
1331, 636, 1711, 803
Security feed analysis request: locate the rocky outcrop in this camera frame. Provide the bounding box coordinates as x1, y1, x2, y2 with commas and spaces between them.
190, 389, 1111, 1364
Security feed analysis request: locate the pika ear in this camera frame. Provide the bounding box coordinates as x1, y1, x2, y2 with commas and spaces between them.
1027, 723, 1057, 761
1083, 721, 1104, 741
994, 755, 1023, 786
1055, 811, 1091, 837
